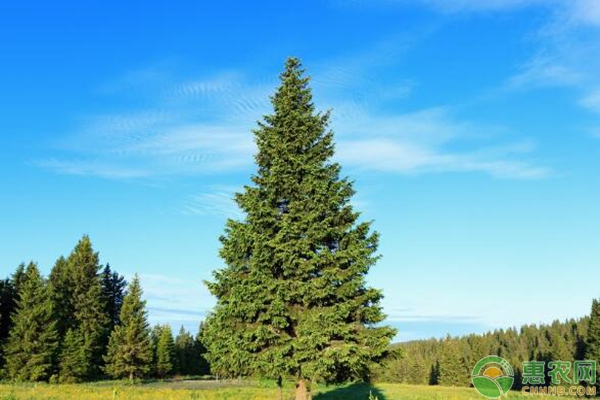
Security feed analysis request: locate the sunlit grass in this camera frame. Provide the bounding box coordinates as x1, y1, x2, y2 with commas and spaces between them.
0, 380, 540, 399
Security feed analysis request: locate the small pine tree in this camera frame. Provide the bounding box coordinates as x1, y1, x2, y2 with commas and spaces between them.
174, 326, 197, 376
4, 263, 58, 382
58, 329, 88, 383
437, 337, 467, 387
103, 274, 152, 381
156, 325, 175, 378
150, 324, 163, 377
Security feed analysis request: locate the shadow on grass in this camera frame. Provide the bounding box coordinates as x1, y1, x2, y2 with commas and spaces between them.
314, 382, 386, 400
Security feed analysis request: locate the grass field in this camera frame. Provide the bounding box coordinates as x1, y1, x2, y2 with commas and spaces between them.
0, 380, 538, 399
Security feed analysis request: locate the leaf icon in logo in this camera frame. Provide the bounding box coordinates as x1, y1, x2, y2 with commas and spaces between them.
472, 376, 503, 398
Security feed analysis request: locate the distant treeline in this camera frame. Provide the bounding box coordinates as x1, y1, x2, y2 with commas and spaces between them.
2, 235, 600, 387
0, 235, 209, 382
375, 307, 600, 388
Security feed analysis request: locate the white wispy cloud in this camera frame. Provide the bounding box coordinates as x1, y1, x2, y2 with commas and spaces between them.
183, 188, 244, 220
342, 0, 600, 24
36, 158, 150, 179
409, 0, 549, 13
568, 0, 600, 26
39, 28, 550, 181
471, 2, 600, 138
385, 307, 482, 323
330, 105, 548, 178
335, 0, 552, 13
338, 139, 548, 178
580, 90, 600, 114
333, 0, 600, 130
41, 71, 268, 179
506, 55, 584, 90
139, 273, 215, 332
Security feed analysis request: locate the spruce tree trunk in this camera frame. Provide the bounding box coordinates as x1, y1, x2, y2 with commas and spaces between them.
295, 379, 311, 400
129, 372, 134, 382
277, 376, 283, 400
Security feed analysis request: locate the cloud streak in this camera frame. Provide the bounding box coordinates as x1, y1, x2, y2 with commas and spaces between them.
139, 273, 214, 333
183, 189, 244, 220
39, 33, 550, 181
332, 106, 548, 178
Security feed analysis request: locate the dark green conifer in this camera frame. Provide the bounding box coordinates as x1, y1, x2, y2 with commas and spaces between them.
0, 276, 17, 367
174, 326, 195, 375
202, 58, 395, 399
103, 274, 152, 381
101, 264, 127, 331
194, 322, 210, 376
4, 263, 58, 382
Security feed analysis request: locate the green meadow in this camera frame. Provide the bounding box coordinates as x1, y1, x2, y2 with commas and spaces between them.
0, 380, 538, 400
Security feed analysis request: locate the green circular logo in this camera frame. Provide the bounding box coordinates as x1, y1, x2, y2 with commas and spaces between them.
471, 356, 514, 398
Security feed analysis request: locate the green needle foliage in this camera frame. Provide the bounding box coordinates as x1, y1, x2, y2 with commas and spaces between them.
67, 235, 110, 379
194, 322, 211, 376
436, 336, 468, 387
49, 256, 74, 340
585, 299, 600, 385
4, 263, 58, 382
174, 326, 196, 375
0, 278, 16, 342
101, 264, 127, 332
0, 275, 18, 369
202, 58, 396, 397
103, 274, 152, 381
156, 325, 175, 378
58, 329, 88, 383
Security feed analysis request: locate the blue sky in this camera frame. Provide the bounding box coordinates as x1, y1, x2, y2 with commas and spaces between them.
1, 0, 600, 341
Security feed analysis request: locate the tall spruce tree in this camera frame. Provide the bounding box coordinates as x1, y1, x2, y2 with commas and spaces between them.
4, 263, 58, 382
103, 274, 152, 381
203, 58, 395, 399
67, 235, 110, 379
